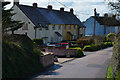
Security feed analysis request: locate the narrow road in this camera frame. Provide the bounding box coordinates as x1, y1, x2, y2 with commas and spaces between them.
32, 47, 113, 78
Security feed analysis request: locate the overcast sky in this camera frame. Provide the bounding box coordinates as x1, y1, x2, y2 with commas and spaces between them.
4, 0, 112, 21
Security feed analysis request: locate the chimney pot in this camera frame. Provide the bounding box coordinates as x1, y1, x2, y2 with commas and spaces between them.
60, 7, 64, 11
70, 8, 73, 14
14, 0, 19, 5
104, 13, 108, 17
47, 5, 52, 10
112, 15, 116, 19
33, 3, 38, 8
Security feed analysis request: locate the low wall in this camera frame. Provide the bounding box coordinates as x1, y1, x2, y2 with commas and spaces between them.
111, 35, 120, 78
40, 54, 54, 67
45, 48, 77, 57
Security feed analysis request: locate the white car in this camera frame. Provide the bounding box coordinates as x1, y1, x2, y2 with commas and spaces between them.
47, 42, 58, 47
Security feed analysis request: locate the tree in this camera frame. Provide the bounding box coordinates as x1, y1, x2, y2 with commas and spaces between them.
2, 2, 23, 34
108, 0, 120, 19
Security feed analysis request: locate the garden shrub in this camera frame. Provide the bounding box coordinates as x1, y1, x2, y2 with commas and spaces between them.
83, 45, 92, 51
106, 33, 116, 41
83, 42, 113, 51
83, 44, 100, 51
69, 47, 84, 57
77, 38, 93, 48
76, 48, 84, 57
33, 38, 43, 45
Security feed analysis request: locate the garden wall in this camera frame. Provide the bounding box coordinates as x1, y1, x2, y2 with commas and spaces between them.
111, 35, 120, 78
45, 48, 77, 57
40, 53, 54, 67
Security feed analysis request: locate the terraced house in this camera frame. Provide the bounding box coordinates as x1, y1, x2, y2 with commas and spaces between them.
12, 0, 85, 44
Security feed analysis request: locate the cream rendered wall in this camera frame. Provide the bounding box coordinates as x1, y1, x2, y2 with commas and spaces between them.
11, 5, 35, 39
115, 27, 120, 34
36, 24, 63, 44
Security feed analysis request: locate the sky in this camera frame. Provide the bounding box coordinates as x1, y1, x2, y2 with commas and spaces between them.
4, 0, 113, 21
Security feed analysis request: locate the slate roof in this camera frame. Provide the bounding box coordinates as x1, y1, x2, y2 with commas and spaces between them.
92, 16, 120, 26
17, 4, 84, 27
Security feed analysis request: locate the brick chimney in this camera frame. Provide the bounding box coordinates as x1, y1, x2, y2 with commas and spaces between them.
70, 8, 73, 14
47, 5, 52, 10
60, 7, 64, 11
112, 15, 116, 19
14, 0, 19, 5
33, 3, 38, 8
104, 13, 108, 17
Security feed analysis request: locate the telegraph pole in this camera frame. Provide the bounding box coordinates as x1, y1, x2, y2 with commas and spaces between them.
93, 8, 97, 40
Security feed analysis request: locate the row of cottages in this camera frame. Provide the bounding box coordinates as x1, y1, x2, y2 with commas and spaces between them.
84, 14, 120, 36
11, 1, 85, 44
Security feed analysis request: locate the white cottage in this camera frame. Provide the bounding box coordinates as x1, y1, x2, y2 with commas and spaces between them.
84, 14, 120, 36
11, 1, 85, 44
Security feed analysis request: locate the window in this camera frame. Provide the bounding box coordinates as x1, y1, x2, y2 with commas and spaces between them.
52, 25, 55, 30
64, 25, 66, 29
69, 25, 71, 30
59, 25, 61, 30
74, 25, 76, 29
46, 25, 49, 30
22, 23, 28, 30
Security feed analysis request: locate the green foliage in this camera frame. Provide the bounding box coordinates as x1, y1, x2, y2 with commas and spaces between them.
107, 65, 113, 78
83, 44, 100, 51
69, 47, 84, 57
2, 40, 44, 78
116, 69, 120, 79
76, 49, 84, 57
77, 38, 93, 48
33, 38, 43, 45
83, 42, 113, 51
2, 2, 23, 34
106, 33, 116, 41
107, 65, 120, 80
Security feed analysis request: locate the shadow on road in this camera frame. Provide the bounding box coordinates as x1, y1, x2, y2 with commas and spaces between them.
30, 64, 62, 79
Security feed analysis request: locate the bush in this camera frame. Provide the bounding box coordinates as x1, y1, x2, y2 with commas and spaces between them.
83, 44, 100, 51
83, 42, 113, 51
69, 47, 84, 57
77, 38, 93, 48
83, 45, 91, 51
76, 48, 84, 57
106, 33, 116, 41
33, 38, 43, 45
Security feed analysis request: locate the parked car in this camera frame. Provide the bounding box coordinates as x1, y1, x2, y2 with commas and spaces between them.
55, 43, 68, 49
47, 42, 58, 47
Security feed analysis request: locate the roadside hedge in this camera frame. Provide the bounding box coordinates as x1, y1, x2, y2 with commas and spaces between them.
33, 38, 43, 45
69, 47, 84, 57
76, 38, 93, 48
83, 42, 113, 51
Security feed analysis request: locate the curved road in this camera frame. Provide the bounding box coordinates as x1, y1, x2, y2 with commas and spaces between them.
32, 47, 113, 79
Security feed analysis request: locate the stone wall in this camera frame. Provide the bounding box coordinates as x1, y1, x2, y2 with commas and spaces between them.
111, 35, 120, 78
45, 48, 78, 57
40, 53, 54, 67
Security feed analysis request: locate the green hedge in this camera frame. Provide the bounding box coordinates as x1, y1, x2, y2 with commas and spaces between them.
83, 42, 113, 51
107, 65, 120, 79
3, 40, 44, 78
106, 33, 116, 41
33, 38, 43, 45
76, 38, 94, 48
69, 47, 84, 57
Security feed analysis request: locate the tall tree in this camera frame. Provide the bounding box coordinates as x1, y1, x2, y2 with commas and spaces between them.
108, 0, 120, 19
2, 2, 23, 34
